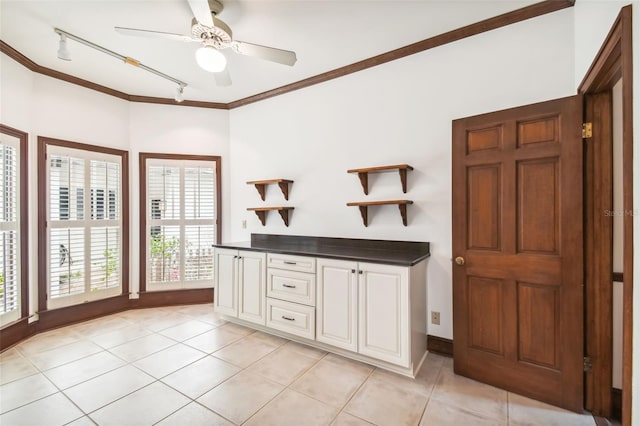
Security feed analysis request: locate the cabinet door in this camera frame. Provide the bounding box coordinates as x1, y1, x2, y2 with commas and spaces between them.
238, 250, 267, 325
214, 248, 238, 316
358, 262, 410, 367
317, 258, 358, 352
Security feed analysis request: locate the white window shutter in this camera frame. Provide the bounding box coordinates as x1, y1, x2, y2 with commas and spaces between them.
0, 143, 20, 318
47, 148, 123, 309
147, 160, 217, 290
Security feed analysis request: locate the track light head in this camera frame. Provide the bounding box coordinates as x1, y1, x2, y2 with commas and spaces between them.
175, 85, 184, 103
57, 33, 71, 61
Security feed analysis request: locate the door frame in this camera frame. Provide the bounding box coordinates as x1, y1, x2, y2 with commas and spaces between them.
579, 5, 633, 425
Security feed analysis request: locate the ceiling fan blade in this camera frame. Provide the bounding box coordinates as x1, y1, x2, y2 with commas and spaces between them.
187, 0, 214, 28
233, 41, 297, 66
214, 68, 232, 86
115, 27, 197, 43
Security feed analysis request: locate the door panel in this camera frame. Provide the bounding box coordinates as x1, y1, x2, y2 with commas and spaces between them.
214, 249, 237, 316
238, 251, 266, 325
467, 165, 502, 250
467, 276, 504, 355
517, 282, 559, 369
358, 262, 409, 367
317, 259, 358, 352
452, 95, 583, 412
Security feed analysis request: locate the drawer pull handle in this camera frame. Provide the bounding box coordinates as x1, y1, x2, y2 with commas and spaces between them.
282, 284, 297, 289
283, 261, 297, 265
281, 315, 295, 321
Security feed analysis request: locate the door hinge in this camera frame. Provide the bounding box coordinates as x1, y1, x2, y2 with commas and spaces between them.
584, 356, 593, 372
582, 122, 593, 139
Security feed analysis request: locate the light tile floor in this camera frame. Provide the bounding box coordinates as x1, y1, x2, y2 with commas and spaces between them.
0, 304, 597, 426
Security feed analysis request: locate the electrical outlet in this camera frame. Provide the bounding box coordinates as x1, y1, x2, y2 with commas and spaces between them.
242, 220, 247, 229
431, 311, 440, 325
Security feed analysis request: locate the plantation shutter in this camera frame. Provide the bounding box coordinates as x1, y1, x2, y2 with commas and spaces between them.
47, 147, 122, 309
147, 160, 216, 290
0, 140, 20, 325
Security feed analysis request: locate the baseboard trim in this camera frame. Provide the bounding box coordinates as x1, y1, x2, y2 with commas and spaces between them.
0, 318, 36, 351
37, 295, 131, 332
134, 288, 213, 308
611, 387, 621, 421
427, 335, 453, 357
1, 289, 215, 351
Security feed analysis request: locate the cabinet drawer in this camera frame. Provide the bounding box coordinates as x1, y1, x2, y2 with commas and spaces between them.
267, 253, 316, 273
266, 298, 315, 340
267, 269, 316, 306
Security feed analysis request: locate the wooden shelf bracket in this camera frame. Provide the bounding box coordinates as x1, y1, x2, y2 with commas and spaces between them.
247, 207, 294, 227
346, 200, 413, 227
247, 179, 294, 200
347, 164, 413, 195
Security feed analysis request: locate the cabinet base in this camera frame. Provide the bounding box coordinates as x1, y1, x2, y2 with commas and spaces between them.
220, 315, 428, 379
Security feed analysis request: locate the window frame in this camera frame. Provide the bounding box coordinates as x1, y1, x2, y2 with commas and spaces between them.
38, 137, 129, 312
0, 124, 28, 326
139, 153, 221, 293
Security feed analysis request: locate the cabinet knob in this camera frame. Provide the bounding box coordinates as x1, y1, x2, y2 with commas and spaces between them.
351, 269, 356, 274
454, 256, 465, 266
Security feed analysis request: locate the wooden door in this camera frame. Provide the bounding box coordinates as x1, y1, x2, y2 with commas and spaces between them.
358, 262, 409, 367
214, 248, 238, 316
452, 95, 583, 412
238, 251, 267, 325
317, 258, 358, 352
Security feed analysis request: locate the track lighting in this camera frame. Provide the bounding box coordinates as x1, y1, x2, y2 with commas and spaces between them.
53, 28, 188, 101
175, 85, 184, 103
57, 33, 71, 61
195, 46, 227, 72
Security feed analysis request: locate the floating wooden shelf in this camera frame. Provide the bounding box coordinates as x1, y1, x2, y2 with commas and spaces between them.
247, 207, 294, 227
347, 164, 413, 195
246, 179, 294, 200
346, 200, 413, 227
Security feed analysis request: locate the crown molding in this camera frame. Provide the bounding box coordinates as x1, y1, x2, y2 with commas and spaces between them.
1, 0, 573, 110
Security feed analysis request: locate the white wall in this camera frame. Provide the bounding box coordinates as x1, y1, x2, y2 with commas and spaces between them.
229, 9, 576, 339
0, 55, 230, 315
573, 0, 630, 87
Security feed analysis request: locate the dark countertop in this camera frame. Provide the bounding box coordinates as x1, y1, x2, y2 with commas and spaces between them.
213, 234, 430, 267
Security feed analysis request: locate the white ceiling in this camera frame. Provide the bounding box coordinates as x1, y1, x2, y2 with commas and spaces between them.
1, 0, 541, 103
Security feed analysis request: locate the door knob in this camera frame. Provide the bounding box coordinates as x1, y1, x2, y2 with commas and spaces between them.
454, 256, 465, 266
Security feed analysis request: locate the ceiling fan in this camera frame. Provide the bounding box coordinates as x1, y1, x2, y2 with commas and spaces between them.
115, 0, 297, 86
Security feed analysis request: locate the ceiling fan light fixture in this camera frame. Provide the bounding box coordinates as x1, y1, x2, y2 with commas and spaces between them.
195, 46, 227, 72
57, 33, 71, 61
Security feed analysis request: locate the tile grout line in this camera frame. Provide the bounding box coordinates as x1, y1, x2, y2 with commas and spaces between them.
416, 362, 445, 425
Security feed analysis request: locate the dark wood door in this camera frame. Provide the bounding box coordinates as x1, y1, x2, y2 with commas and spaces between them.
452, 95, 584, 412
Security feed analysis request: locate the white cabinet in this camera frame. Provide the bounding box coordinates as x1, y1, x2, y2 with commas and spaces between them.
214, 248, 238, 317
316, 258, 358, 352
266, 298, 315, 340
215, 245, 427, 378
267, 268, 315, 306
317, 259, 415, 368
266, 253, 316, 339
358, 262, 410, 367
214, 248, 267, 326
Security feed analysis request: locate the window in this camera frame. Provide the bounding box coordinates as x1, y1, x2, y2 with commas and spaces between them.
141, 154, 221, 292
39, 138, 128, 310
0, 125, 27, 327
